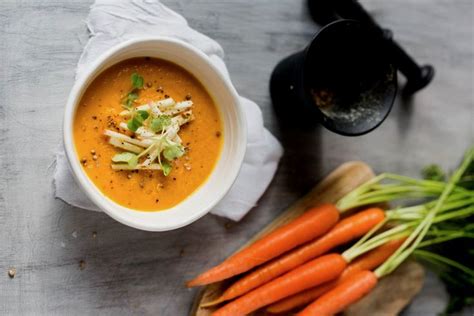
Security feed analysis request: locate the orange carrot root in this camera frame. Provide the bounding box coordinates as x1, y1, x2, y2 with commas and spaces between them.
297, 270, 378, 316
215, 208, 385, 301
266, 238, 404, 313
212, 254, 347, 316
344, 238, 406, 274
266, 280, 337, 314
188, 204, 340, 287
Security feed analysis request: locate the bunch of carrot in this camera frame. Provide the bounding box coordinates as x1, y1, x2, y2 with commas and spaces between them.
188, 147, 474, 315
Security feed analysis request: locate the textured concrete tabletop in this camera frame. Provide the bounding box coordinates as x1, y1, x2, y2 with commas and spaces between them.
0, 0, 472, 315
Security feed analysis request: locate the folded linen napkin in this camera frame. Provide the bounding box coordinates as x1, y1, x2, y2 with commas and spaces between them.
54, 0, 283, 221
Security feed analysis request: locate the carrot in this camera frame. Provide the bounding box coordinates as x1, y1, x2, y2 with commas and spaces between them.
297, 270, 378, 316
343, 238, 405, 273
188, 204, 339, 287
266, 280, 337, 314
212, 254, 347, 316
266, 238, 404, 313
210, 208, 385, 303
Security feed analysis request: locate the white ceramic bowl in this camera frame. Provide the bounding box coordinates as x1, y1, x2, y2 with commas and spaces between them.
63, 37, 247, 232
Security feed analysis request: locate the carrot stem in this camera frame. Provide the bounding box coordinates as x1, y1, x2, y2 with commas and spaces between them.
342, 224, 410, 262
432, 206, 474, 223
418, 232, 474, 248
345, 164, 474, 263
336, 171, 472, 212
387, 195, 474, 220
413, 249, 474, 277
375, 147, 474, 278
348, 217, 388, 251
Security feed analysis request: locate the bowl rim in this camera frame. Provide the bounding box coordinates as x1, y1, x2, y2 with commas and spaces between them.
63, 36, 247, 231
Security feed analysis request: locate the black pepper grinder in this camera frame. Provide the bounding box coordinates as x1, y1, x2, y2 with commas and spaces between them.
269, 1, 435, 136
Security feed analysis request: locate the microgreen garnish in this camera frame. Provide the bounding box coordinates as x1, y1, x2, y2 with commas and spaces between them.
161, 160, 172, 177
106, 95, 194, 176
122, 73, 144, 110
127, 110, 149, 132
150, 115, 171, 132
163, 143, 185, 161
112, 152, 138, 167
131, 72, 144, 89
123, 91, 138, 109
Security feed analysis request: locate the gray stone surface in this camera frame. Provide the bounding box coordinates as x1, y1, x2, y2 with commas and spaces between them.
0, 0, 472, 315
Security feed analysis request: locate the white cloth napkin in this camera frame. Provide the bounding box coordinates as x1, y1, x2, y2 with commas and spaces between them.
54, 0, 283, 221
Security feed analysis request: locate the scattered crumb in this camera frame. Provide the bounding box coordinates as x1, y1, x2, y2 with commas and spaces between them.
8, 268, 16, 278
79, 260, 86, 270
127, 174, 132, 179
72, 231, 78, 239
92, 232, 97, 239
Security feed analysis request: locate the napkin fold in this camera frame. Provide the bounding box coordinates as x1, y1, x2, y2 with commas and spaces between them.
54, 0, 283, 221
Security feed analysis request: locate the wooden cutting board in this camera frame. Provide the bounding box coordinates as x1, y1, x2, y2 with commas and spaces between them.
190, 161, 424, 316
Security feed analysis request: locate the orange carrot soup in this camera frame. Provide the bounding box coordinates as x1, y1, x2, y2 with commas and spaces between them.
73, 57, 223, 211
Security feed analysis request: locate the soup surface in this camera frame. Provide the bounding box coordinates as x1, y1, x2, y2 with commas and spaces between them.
73, 57, 223, 211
